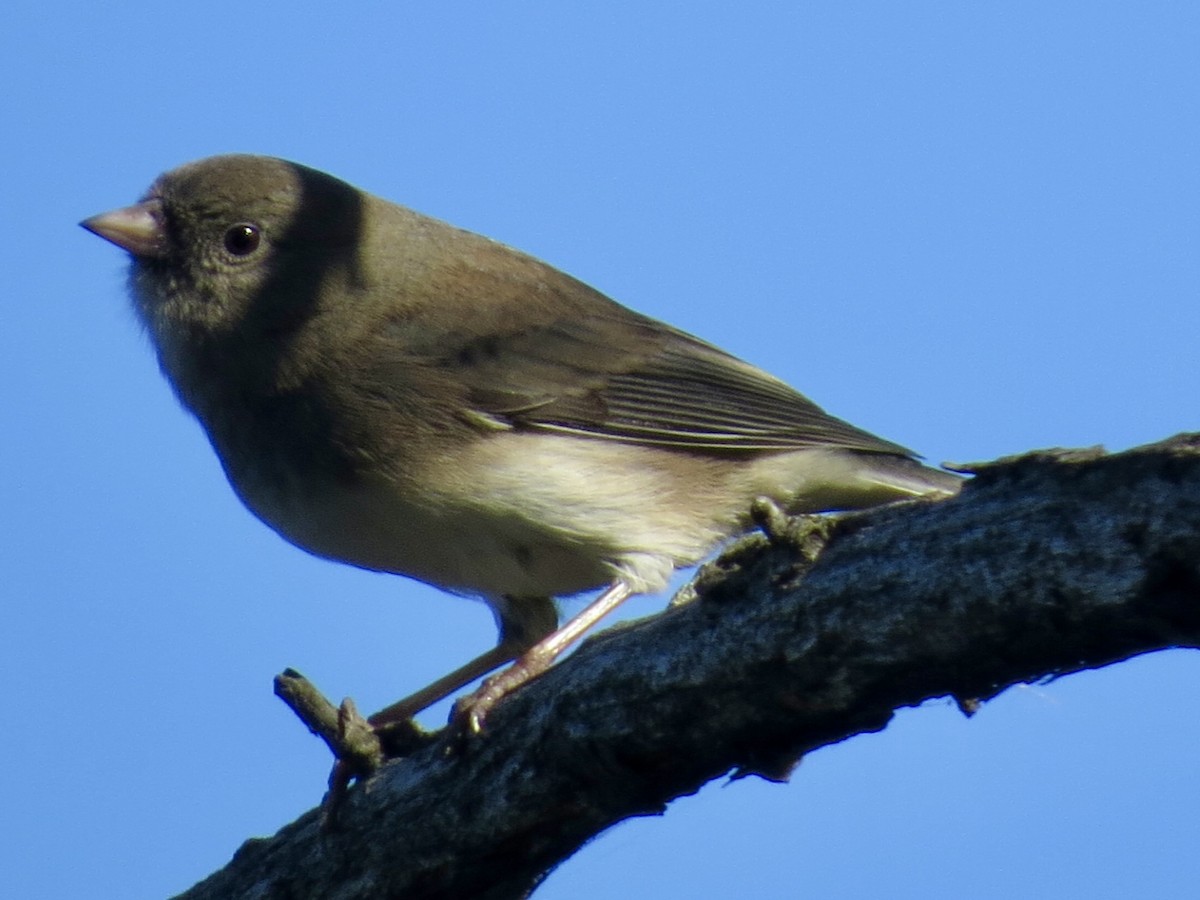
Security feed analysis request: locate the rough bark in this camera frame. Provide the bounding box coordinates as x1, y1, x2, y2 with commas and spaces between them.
175, 434, 1200, 900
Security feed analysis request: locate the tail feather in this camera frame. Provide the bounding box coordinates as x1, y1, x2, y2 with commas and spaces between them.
854, 451, 964, 499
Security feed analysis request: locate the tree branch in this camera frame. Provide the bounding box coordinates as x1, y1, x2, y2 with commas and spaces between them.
175, 434, 1200, 900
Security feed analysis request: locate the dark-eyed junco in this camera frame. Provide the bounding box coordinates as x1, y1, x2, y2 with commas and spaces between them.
82, 155, 960, 732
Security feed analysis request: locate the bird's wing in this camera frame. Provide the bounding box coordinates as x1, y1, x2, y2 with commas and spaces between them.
434, 310, 914, 457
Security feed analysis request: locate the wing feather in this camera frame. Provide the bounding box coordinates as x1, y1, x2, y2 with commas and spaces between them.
449, 314, 913, 457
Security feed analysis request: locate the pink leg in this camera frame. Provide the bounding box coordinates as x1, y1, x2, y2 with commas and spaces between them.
368, 642, 523, 727
456, 580, 634, 733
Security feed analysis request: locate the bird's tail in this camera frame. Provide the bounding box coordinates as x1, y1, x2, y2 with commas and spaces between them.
852, 451, 964, 500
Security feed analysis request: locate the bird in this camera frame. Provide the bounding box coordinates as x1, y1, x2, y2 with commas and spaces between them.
81, 154, 961, 734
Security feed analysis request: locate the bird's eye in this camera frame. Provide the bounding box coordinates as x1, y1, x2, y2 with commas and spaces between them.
223, 223, 261, 256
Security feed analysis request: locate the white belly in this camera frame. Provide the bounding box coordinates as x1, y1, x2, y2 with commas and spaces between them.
243, 432, 722, 599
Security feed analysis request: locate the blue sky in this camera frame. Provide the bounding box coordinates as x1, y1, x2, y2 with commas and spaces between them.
4, 3, 1198, 898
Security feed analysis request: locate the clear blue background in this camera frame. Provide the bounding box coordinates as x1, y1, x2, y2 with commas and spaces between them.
4, 3, 1198, 898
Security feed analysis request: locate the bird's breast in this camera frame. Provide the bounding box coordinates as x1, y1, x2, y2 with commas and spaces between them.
234, 470, 618, 599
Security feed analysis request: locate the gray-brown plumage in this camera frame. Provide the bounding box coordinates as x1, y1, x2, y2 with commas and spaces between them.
82, 155, 960, 731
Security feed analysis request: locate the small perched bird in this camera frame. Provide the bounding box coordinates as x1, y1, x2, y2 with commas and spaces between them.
82, 155, 960, 732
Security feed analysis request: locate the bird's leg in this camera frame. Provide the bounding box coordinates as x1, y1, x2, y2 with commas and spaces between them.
368, 643, 523, 727
323, 596, 558, 824
328, 647, 514, 813
455, 580, 634, 733
370, 594, 558, 727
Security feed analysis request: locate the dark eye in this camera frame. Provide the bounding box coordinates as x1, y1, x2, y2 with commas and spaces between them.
223, 223, 261, 256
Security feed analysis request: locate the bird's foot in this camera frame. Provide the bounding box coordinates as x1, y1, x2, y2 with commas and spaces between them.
451, 651, 553, 735
319, 716, 437, 829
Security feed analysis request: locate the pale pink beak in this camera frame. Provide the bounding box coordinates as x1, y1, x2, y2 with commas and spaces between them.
81, 198, 168, 259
